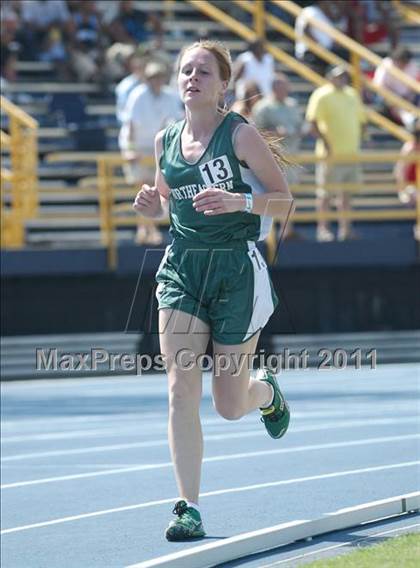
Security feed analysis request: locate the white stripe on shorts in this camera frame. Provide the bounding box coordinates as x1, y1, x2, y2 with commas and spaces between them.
155, 245, 171, 300
243, 242, 275, 342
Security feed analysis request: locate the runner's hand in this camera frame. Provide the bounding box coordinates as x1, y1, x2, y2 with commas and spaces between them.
193, 189, 245, 215
133, 184, 161, 217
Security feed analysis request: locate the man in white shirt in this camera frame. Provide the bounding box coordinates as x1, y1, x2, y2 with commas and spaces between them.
373, 47, 419, 128
120, 61, 182, 176
119, 61, 182, 243
115, 50, 144, 125
295, 1, 346, 75
233, 39, 274, 100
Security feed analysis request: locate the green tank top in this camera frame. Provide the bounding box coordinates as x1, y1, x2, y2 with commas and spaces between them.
160, 111, 272, 244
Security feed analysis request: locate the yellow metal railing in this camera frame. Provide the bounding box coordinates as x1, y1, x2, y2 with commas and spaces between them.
46, 150, 420, 269
392, 0, 420, 25
264, 151, 420, 263
0, 96, 39, 247
277, 0, 420, 94
189, 0, 416, 142
239, 1, 419, 120
46, 152, 168, 269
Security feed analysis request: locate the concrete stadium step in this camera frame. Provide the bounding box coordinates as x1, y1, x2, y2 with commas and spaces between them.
1, 332, 143, 380
25, 232, 102, 245
26, 218, 100, 228
270, 331, 420, 368
25, 231, 132, 245
37, 193, 99, 203
36, 205, 98, 214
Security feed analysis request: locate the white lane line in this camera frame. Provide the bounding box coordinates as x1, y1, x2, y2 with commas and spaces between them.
2, 426, 420, 463
0, 417, 230, 443
2, 404, 417, 434
0, 416, 255, 444
259, 522, 420, 567
0, 413, 162, 429
2, 415, 418, 445
1, 439, 168, 461
2, 434, 419, 489
2, 461, 419, 535
1, 427, 140, 444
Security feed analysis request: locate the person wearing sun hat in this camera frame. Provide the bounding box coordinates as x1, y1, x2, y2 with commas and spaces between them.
119, 59, 183, 243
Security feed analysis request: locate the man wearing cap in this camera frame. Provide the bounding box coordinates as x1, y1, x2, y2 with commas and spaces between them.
306, 66, 366, 241
119, 61, 183, 243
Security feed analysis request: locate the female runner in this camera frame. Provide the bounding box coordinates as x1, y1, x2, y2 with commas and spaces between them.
133, 40, 293, 541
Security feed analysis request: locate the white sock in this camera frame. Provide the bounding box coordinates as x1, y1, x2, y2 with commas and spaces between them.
260, 384, 275, 409
186, 501, 200, 513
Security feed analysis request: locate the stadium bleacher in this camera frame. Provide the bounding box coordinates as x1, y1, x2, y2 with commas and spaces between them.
2, 1, 418, 247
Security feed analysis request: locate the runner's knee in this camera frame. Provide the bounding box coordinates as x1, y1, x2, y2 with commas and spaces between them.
213, 396, 245, 421
168, 373, 201, 412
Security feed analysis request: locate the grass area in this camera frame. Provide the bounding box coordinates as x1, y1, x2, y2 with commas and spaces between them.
305, 532, 420, 567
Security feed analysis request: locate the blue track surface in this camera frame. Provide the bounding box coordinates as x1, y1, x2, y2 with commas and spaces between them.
1, 363, 419, 567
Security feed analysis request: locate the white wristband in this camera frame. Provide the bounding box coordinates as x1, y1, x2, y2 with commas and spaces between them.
244, 193, 253, 213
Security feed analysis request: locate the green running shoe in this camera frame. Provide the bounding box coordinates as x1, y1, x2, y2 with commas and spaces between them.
165, 500, 206, 541
258, 368, 290, 439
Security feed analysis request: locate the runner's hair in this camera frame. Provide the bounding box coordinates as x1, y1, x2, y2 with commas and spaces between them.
178, 40, 291, 168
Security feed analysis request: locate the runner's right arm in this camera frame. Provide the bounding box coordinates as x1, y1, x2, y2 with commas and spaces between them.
133, 130, 169, 219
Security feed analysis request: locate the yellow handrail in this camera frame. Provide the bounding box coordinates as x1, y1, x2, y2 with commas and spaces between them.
45, 151, 420, 167
0, 96, 38, 128
0, 96, 39, 247
254, 0, 265, 38
1, 130, 11, 148
44, 149, 419, 268
276, 0, 420, 94
190, 0, 412, 142
392, 0, 420, 25
188, 0, 255, 41
288, 151, 420, 164
247, 3, 419, 120
0, 167, 24, 248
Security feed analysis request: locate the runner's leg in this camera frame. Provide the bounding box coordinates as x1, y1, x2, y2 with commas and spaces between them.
159, 308, 210, 503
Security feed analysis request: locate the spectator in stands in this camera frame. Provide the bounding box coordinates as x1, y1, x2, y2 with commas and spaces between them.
231, 81, 262, 120
92, 0, 120, 32
233, 39, 274, 100
105, 42, 137, 81
252, 73, 304, 239
345, 1, 399, 49
295, 1, 347, 75
1, 2, 20, 82
306, 66, 366, 241
120, 61, 182, 243
395, 120, 420, 216
17, 0, 71, 64
252, 73, 303, 153
68, 0, 105, 83
144, 37, 174, 85
108, 0, 162, 46
115, 49, 144, 124
373, 47, 419, 129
